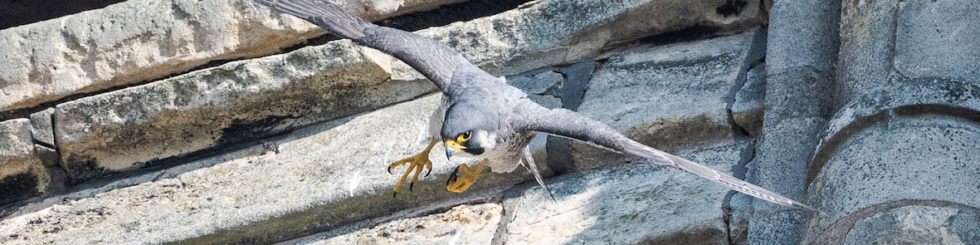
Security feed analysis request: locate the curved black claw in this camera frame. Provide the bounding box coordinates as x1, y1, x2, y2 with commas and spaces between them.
409, 182, 415, 192
387, 165, 393, 174
446, 165, 460, 185
425, 167, 432, 177
393, 191, 398, 198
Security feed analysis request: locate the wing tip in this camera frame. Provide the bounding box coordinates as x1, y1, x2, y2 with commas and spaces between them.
251, 0, 368, 39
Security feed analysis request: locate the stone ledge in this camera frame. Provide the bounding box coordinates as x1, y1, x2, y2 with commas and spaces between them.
1, 95, 549, 244
0, 119, 49, 205
0, 0, 463, 112
572, 31, 758, 170
287, 140, 752, 245
289, 203, 503, 244
52, 40, 435, 180
46, 0, 765, 181
421, 0, 764, 77
497, 139, 749, 244
0, 0, 762, 114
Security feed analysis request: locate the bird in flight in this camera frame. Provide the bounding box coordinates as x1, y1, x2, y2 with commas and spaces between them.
252, 0, 817, 211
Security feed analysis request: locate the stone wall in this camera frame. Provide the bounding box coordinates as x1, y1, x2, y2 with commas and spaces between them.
0, 0, 976, 244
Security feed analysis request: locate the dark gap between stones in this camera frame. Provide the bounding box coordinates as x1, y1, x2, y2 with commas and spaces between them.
0, 0, 127, 30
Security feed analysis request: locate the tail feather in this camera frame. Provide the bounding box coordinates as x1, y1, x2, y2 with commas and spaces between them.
522, 147, 556, 201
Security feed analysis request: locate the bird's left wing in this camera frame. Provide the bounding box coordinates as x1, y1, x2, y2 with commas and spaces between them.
252, 0, 466, 91
516, 104, 818, 212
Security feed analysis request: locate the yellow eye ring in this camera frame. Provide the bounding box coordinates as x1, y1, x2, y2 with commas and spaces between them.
457, 131, 472, 142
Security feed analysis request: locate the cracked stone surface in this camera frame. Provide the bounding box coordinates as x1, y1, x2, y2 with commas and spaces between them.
53, 40, 434, 180
792, 0, 980, 243
289, 203, 503, 245
425, 0, 764, 78
0, 0, 464, 112
802, 115, 980, 244
893, 0, 980, 82
39, 0, 766, 182
572, 31, 757, 171
0, 119, 49, 205
844, 206, 980, 245
0, 95, 548, 244
0, 0, 763, 114
497, 139, 750, 245
27, 108, 55, 147
1, 0, 978, 244
732, 64, 766, 137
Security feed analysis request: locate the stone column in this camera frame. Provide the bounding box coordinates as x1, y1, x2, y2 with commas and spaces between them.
747, 0, 839, 243
803, 0, 980, 244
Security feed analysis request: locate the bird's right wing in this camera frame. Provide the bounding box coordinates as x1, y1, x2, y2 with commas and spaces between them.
252, 0, 466, 91
517, 105, 819, 212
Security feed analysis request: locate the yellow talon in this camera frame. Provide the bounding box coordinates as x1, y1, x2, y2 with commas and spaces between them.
446, 160, 488, 193
389, 139, 437, 197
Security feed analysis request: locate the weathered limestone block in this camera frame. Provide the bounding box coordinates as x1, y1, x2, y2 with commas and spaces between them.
53, 40, 435, 180
804, 115, 980, 244
893, 0, 980, 81
423, 0, 765, 77
571, 31, 757, 170
46, 0, 763, 180
27, 108, 55, 147
0, 0, 464, 112
1, 95, 548, 244
732, 64, 766, 137
26, 108, 62, 170
498, 139, 751, 244
836, 0, 898, 104
290, 203, 502, 244
845, 205, 980, 244
800, 1, 980, 243
0, 119, 49, 205
838, 0, 979, 103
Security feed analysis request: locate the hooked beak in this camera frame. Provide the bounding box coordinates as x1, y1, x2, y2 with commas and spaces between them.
444, 139, 465, 159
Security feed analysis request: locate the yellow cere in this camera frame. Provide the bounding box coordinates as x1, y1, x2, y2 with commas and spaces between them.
445, 139, 465, 150
446, 132, 472, 151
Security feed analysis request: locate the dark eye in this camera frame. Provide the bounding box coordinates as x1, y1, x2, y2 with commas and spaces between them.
460, 131, 472, 141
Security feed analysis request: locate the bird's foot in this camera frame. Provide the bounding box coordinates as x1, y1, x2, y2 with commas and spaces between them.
446, 160, 488, 193
388, 139, 437, 197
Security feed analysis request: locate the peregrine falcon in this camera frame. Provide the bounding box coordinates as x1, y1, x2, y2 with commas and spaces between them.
252, 0, 816, 211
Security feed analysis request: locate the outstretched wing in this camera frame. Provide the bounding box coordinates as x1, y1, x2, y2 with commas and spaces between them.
518, 105, 819, 212
252, 0, 466, 91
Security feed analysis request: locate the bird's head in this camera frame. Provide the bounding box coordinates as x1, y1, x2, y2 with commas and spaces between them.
441, 101, 499, 159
